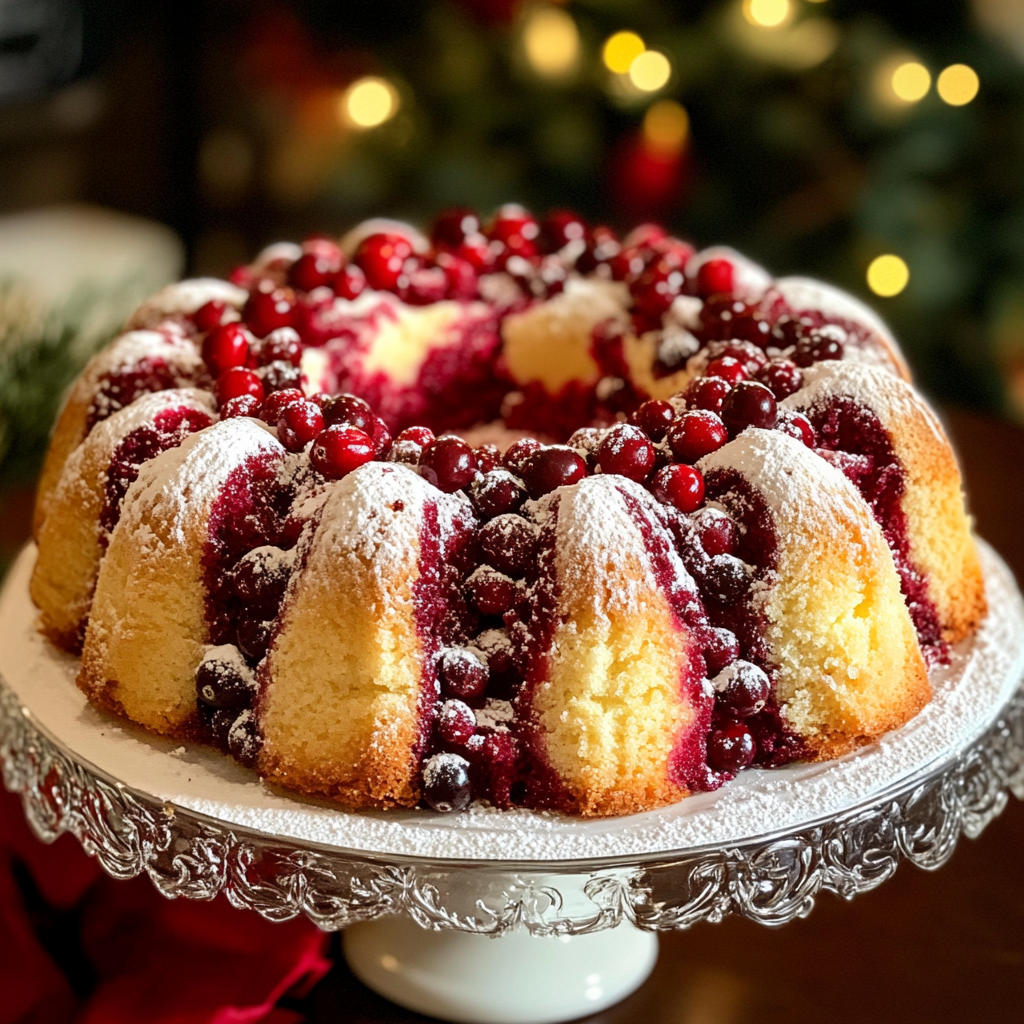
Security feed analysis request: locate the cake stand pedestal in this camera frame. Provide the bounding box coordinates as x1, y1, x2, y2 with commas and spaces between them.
3, 542, 1024, 1024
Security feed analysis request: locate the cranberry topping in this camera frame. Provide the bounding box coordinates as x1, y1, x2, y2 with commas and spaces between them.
650, 464, 705, 513
259, 388, 304, 425
479, 514, 537, 577
215, 367, 264, 407
244, 288, 295, 337
540, 209, 586, 252
404, 264, 449, 305
685, 376, 731, 414
470, 470, 527, 519
228, 548, 291, 606
721, 380, 778, 435
718, 661, 770, 717
503, 437, 542, 476
334, 264, 367, 300
695, 257, 735, 297
397, 425, 435, 447
473, 444, 501, 474
435, 251, 479, 300
704, 627, 740, 676
522, 446, 587, 499
258, 360, 303, 393
705, 356, 748, 385
437, 699, 476, 745
465, 565, 522, 616
707, 721, 756, 773
196, 657, 252, 711
596, 424, 655, 482
277, 400, 324, 452
432, 208, 482, 250
609, 246, 648, 283
439, 648, 489, 700
758, 359, 802, 399
776, 408, 816, 447
354, 232, 415, 291
488, 205, 540, 262
236, 617, 273, 663
227, 713, 259, 767
634, 399, 674, 442
420, 436, 478, 493
289, 250, 342, 291
310, 425, 375, 478
667, 410, 729, 463
575, 226, 620, 275
222, 395, 261, 419
631, 257, 686, 318
423, 753, 472, 813
203, 323, 250, 377
566, 427, 604, 469
699, 553, 750, 603
193, 300, 229, 333
257, 328, 302, 367
322, 393, 374, 433
690, 507, 738, 556
794, 330, 844, 367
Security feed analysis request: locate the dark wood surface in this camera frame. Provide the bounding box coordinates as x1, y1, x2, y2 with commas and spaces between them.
3, 407, 1024, 1023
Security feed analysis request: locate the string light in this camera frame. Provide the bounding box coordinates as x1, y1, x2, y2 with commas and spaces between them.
340, 77, 399, 129
937, 64, 980, 106
523, 7, 580, 79
603, 31, 645, 74
629, 51, 671, 92
891, 62, 931, 103
867, 255, 909, 297
642, 99, 690, 155
742, 0, 793, 29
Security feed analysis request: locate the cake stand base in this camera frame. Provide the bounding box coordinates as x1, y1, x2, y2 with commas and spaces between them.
342, 917, 658, 1024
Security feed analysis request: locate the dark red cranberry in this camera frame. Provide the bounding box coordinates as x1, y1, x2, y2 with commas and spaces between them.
259, 361, 303, 394
432, 208, 481, 250
470, 470, 527, 519
633, 399, 675, 442
196, 657, 252, 710
479, 515, 537, 578
466, 566, 522, 616
420, 436, 478, 493
202, 323, 250, 377
776, 408, 816, 448
700, 554, 750, 603
244, 289, 295, 337
215, 367, 264, 407
221, 395, 262, 419
758, 359, 802, 399
794, 331, 845, 367
437, 699, 476, 745
488, 205, 540, 261
289, 250, 342, 291
708, 721, 757, 773
566, 427, 604, 469
322, 393, 374, 433
236, 617, 273, 664
455, 235, 495, 272
473, 445, 501, 474
685, 376, 731, 414
705, 356, 748, 385
397, 425, 435, 447
310, 425, 375, 478
690, 507, 738, 556
278, 399, 325, 452
423, 753, 472, 813
193, 300, 228, 333
439, 648, 489, 700
650, 464, 705, 513
354, 232, 415, 291
370, 416, 392, 458
704, 627, 740, 676
258, 328, 302, 367
695, 258, 735, 297
719, 660, 770, 717
259, 388, 305, 426
575, 226, 620, 275
711, 341, 768, 376
667, 410, 729, 464
540, 209, 587, 253
721, 381, 778, 435
334, 264, 367, 300
523, 446, 587, 499
404, 264, 448, 305
502, 437, 542, 476
608, 246, 648, 283
227, 712, 258, 767
631, 257, 686, 318
229, 548, 291, 606
435, 251, 479, 300
596, 424, 655, 482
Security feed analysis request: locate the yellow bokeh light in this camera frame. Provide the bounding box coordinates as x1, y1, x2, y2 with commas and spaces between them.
603, 31, 646, 74
891, 62, 931, 103
340, 77, 398, 129
643, 99, 690, 155
523, 7, 580, 79
742, 0, 792, 29
867, 254, 910, 297
937, 64, 980, 106
628, 50, 671, 92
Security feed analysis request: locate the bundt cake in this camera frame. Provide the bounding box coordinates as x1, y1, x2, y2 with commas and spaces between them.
29, 205, 987, 817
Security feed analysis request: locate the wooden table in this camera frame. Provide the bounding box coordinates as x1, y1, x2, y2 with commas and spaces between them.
4, 408, 1024, 1023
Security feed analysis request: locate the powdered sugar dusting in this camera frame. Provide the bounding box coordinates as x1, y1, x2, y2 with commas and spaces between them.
126, 279, 247, 329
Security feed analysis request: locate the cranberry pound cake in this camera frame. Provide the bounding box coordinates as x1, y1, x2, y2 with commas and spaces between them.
29, 206, 986, 817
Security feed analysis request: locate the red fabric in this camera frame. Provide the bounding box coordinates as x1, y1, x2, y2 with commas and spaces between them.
0, 788, 331, 1024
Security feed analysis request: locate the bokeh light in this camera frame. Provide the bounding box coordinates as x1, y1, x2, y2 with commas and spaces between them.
602, 31, 646, 75
523, 7, 580, 79
937, 64, 980, 106
891, 62, 931, 103
742, 0, 793, 29
340, 77, 398, 129
628, 51, 671, 92
867, 254, 910, 297
642, 99, 690, 156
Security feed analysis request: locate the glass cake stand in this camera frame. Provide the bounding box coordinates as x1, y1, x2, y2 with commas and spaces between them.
3, 542, 1024, 1024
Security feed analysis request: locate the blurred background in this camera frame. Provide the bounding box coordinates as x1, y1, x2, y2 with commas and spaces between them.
3, 0, 1024, 560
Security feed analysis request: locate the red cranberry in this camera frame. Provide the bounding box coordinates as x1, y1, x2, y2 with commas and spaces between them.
685, 376, 731, 414
596, 424, 656, 482
334, 264, 367, 300
704, 627, 740, 676
258, 328, 302, 367
455, 235, 496, 272
229, 549, 291, 606
244, 289, 295, 337
479, 515, 537, 578
420, 436, 478, 493
719, 660, 770, 717
696, 258, 736, 298
690, 507, 738, 556
404, 263, 448, 305
566, 427, 604, 469
435, 251, 479, 300
631, 258, 686, 319
466, 566, 522, 616
705, 356, 748, 385
708, 721, 757, 773
310, 425, 375, 478
202, 323, 250, 377
396, 425, 435, 447
236, 616, 273, 664
503, 437, 542, 476
794, 330, 844, 367
322, 393, 374, 433
259, 360, 303, 394
354, 232, 415, 291
776, 408, 816, 448
758, 359, 802, 398
625, 222, 666, 248
259, 388, 305, 426
540, 209, 586, 252
650, 464, 705, 513
196, 658, 251, 711
711, 340, 768, 376
432, 208, 481, 250
221, 394, 261, 419
437, 699, 476, 745
470, 470, 527, 519
278, 399, 325, 452
575, 226, 620, 274
522, 446, 587, 499
721, 381, 778, 435
488, 205, 540, 261
439, 648, 489, 700
215, 367, 265, 406
423, 753, 472, 813
700, 554, 750, 603
608, 246, 648, 283
193, 300, 228, 333
370, 416, 392, 458
667, 411, 729, 463
634, 399, 675, 442
653, 237, 696, 264
289, 251, 342, 291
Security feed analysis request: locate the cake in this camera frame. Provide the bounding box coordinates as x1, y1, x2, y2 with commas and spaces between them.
29, 205, 987, 817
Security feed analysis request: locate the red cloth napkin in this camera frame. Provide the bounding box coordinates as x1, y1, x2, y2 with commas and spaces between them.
0, 788, 331, 1024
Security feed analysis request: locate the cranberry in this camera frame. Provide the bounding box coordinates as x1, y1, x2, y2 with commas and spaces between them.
259, 388, 305, 425
310, 425, 375, 478
202, 323, 250, 377
700, 553, 750, 603
244, 289, 295, 337
221, 395, 261, 419
236, 617, 273, 663
278, 399, 325, 452
479, 515, 537, 578
432, 208, 481, 250
705, 356, 748, 385
437, 699, 476, 745
704, 627, 740, 676
420, 436, 478, 493
435, 251, 479, 300
227, 712, 258, 767
289, 250, 342, 291
470, 470, 527, 519
690, 507, 738, 556
423, 753, 472, 813
320, 395, 372, 436
696, 258, 735, 298
625, 222, 667, 249
471, 444, 500, 474
776, 408, 816, 448
439, 648, 489, 700
719, 660, 770, 717
196, 658, 252, 711
193, 300, 228, 333
259, 360, 303, 394
631, 257, 687, 319
215, 367, 265, 407
596, 424, 656, 482
488, 205, 540, 261
354, 232, 415, 291
650, 464, 705, 513
711, 341, 768, 377
721, 381, 777, 435
334, 264, 367, 300
229, 548, 291, 606
794, 331, 844, 367
575, 226, 620, 275
708, 721, 757, 773
608, 246, 648, 283
667, 410, 729, 463
756, 359, 801, 399
455, 235, 496, 272
540, 209, 586, 252
566, 427, 604, 469
371, 416, 392, 458
404, 264, 448, 305
685, 376, 731, 414
466, 566, 522, 616
502, 437, 542, 476
522, 446, 587, 499
258, 328, 302, 367
397, 425, 435, 447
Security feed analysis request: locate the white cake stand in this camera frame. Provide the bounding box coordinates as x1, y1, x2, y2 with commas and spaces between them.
3, 543, 1024, 1024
